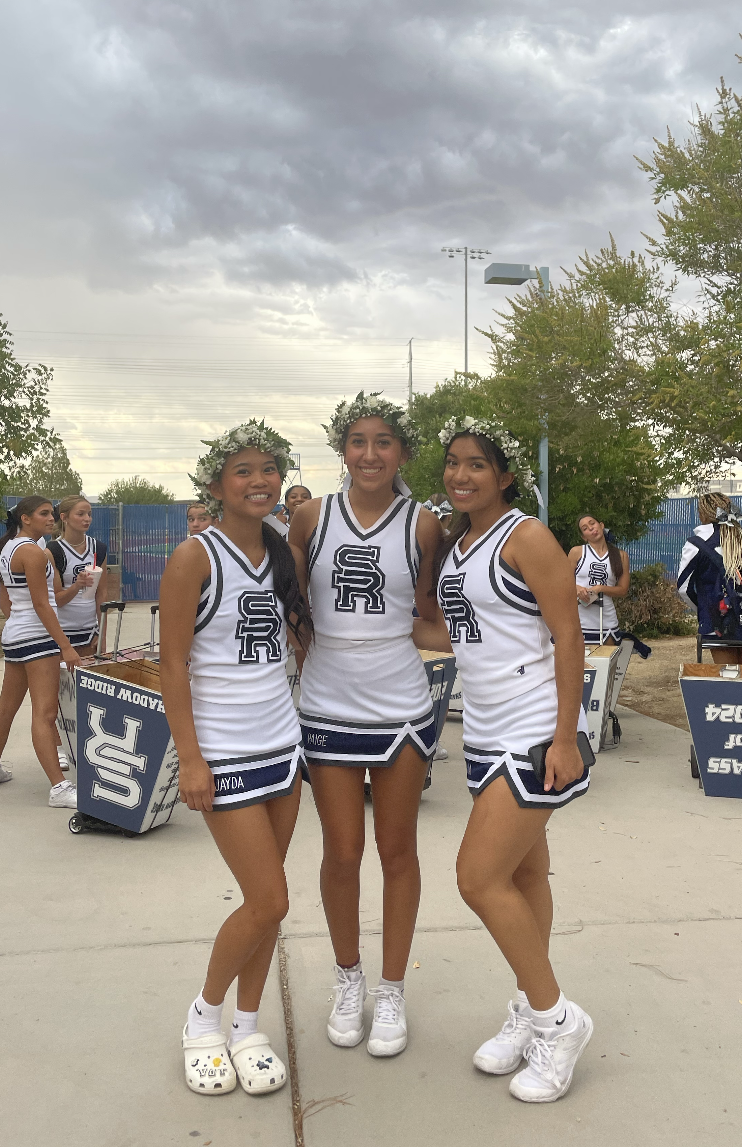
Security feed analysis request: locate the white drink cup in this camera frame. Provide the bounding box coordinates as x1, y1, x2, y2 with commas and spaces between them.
80, 565, 103, 601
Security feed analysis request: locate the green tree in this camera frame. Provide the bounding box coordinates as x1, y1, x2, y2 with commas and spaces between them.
99, 476, 175, 505
6, 438, 83, 499
0, 315, 58, 494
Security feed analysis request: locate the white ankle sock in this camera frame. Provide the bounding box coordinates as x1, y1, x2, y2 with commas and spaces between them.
379, 976, 404, 994
516, 988, 531, 1011
187, 993, 224, 1039
230, 1007, 259, 1045
530, 992, 571, 1036
338, 960, 363, 982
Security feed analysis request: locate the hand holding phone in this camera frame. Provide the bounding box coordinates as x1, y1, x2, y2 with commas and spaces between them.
528, 731, 595, 792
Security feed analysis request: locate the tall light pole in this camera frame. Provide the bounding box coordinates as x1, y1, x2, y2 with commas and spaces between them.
483, 262, 550, 525
441, 246, 491, 373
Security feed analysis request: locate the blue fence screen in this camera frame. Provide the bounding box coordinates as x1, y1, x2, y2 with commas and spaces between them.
0, 495, 708, 600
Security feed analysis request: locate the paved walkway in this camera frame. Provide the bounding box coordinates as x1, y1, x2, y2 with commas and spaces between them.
2, 607, 740, 1145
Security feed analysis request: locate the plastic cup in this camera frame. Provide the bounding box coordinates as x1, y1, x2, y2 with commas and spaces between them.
79, 565, 103, 601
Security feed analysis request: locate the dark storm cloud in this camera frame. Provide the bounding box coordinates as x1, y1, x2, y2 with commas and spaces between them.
1, 0, 740, 292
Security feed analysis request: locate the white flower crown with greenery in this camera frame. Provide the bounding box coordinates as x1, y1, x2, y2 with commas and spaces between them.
438, 415, 538, 498
190, 421, 293, 515
324, 391, 421, 460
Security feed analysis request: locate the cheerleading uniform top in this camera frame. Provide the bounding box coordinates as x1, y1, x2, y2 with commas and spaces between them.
575, 544, 619, 637
299, 492, 436, 765
47, 535, 106, 644
0, 537, 60, 662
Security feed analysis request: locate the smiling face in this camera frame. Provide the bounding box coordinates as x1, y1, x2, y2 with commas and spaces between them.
187, 504, 215, 534
443, 434, 514, 515
284, 486, 312, 518
62, 500, 92, 535
208, 447, 282, 521
343, 416, 409, 494
21, 502, 55, 538
578, 516, 605, 545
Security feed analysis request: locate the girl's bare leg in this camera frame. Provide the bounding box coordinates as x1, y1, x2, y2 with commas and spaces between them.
307, 764, 366, 966
369, 746, 428, 981
234, 783, 302, 1011
200, 800, 294, 1006
0, 662, 29, 757
25, 657, 64, 785
456, 776, 559, 1011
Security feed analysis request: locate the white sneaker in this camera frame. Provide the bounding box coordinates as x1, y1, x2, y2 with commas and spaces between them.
327, 966, 367, 1047
367, 986, 407, 1057
474, 999, 533, 1075
509, 1002, 593, 1102
49, 780, 77, 809
0, 763, 12, 784
433, 745, 448, 760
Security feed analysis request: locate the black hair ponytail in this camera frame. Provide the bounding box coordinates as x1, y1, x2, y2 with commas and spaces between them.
261, 524, 313, 646
0, 496, 52, 552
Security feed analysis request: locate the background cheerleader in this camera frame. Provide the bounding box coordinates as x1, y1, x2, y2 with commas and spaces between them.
0, 497, 81, 807
413, 416, 592, 1103
283, 484, 312, 523
47, 495, 108, 656
569, 514, 629, 644
159, 422, 311, 1098
290, 392, 441, 1059
186, 501, 216, 536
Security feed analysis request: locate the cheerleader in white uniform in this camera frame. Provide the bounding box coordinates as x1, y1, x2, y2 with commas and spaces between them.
413, 417, 593, 1104
159, 423, 312, 1098
568, 514, 629, 644
0, 497, 81, 806
290, 392, 441, 1059
47, 495, 108, 655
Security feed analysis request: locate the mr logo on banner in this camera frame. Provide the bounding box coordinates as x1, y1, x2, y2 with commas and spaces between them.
85, 704, 146, 809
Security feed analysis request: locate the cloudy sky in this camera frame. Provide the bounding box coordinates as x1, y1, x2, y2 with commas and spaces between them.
1, 1, 740, 497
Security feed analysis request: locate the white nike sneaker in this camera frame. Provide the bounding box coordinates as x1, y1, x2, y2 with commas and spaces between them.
509, 1001, 593, 1102
327, 966, 367, 1047
473, 999, 533, 1075
367, 986, 407, 1057
0, 762, 13, 784
49, 780, 77, 809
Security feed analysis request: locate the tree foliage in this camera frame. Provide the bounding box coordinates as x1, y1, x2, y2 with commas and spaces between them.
0, 315, 58, 494
99, 476, 175, 505
6, 438, 83, 499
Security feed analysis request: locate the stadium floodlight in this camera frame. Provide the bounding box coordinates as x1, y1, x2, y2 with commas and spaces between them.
484, 261, 550, 525
440, 246, 491, 374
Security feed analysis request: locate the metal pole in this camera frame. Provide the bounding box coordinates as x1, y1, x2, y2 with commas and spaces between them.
464, 247, 469, 374
407, 339, 413, 408
537, 266, 550, 526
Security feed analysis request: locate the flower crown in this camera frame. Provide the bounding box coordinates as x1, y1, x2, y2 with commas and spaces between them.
324, 391, 420, 460
438, 415, 537, 496
190, 421, 293, 515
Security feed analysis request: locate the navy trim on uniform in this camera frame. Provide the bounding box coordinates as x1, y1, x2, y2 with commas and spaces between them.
208, 743, 303, 810
193, 533, 224, 634
404, 501, 417, 586
211, 529, 271, 584
301, 709, 436, 769
299, 709, 427, 731
499, 572, 538, 605
337, 492, 406, 541
499, 557, 526, 584
64, 626, 98, 648
2, 635, 61, 662
464, 747, 590, 810
574, 546, 587, 575
308, 496, 333, 577
451, 512, 516, 570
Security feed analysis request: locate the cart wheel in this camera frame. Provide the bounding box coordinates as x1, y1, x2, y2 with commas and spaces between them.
68, 814, 85, 834
690, 745, 699, 779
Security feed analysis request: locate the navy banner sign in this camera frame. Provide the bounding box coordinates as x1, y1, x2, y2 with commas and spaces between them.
680, 676, 742, 799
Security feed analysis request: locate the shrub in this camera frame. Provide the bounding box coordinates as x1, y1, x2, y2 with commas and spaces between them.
616, 562, 696, 638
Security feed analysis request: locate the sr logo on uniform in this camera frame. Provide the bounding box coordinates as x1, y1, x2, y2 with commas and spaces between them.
235, 590, 282, 662
439, 574, 481, 643
332, 545, 386, 614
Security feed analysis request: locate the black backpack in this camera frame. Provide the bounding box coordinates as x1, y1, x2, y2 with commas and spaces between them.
47, 538, 107, 579
686, 534, 742, 638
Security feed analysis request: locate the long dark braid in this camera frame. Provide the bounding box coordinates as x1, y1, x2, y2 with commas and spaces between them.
261, 524, 313, 646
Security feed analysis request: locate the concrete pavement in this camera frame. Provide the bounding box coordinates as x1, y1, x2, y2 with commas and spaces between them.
1, 606, 741, 1145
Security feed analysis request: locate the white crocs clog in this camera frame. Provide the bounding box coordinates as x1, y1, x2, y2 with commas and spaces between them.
182, 1025, 237, 1095
229, 1032, 287, 1094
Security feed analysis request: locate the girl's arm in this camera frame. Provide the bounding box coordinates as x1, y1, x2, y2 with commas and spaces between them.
506, 520, 586, 793
54, 566, 94, 607
597, 552, 630, 599
412, 609, 453, 654
158, 539, 215, 813
19, 547, 82, 668
414, 508, 443, 622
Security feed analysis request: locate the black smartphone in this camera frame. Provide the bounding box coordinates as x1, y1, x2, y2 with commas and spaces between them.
527, 731, 596, 785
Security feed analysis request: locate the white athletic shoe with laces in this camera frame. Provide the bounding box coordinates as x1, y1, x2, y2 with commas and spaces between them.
509, 1001, 593, 1102
327, 966, 367, 1047
0, 762, 13, 784
473, 999, 533, 1075
49, 780, 77, 809
367, 986, 407, 1057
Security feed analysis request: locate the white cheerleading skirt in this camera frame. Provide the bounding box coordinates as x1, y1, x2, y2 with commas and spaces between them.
462, 678, 591, 809
1, 610, 60, 663
191, 690, 304, 811
299, 633, 436, 768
